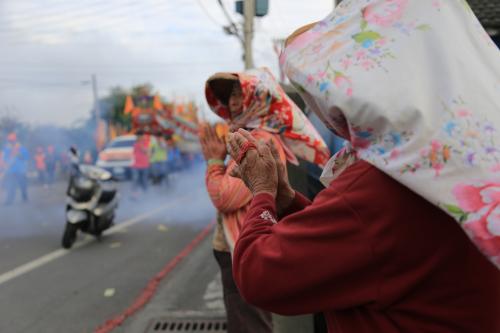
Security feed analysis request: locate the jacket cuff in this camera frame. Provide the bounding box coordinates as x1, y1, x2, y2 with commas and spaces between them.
281, 191, 312, 217
247, 193, 278, 224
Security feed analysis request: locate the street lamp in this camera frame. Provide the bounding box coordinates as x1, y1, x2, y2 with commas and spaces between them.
80, 75, 101, 122
81, 75, 107, 148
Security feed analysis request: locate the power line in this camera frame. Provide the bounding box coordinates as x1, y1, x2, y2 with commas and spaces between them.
0, 56, 238, 70
194, 0, 225, 27
0, 0, 104, 22
0, 1, 187, 36
0, 1, 120, 31
216, 0, 244, 44
0, 0, 171, 27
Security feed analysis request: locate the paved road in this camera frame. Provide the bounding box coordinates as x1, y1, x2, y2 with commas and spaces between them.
0, 164, 221, 333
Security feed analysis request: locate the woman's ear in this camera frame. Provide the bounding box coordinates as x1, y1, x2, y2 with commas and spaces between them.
285, 22, 318, 47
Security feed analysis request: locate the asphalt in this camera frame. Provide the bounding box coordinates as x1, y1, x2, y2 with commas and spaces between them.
120, 236, 224, 333
0, 164, 220, 333
0, 164, 316, 333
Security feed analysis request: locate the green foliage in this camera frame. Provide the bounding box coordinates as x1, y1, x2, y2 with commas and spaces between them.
131, 83, 154, 97
100, 83, 155, 132
0, 116, 29, 142
102, 86, 130, 130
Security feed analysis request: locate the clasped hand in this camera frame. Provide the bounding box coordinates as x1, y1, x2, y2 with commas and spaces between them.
227, 129, 295, 213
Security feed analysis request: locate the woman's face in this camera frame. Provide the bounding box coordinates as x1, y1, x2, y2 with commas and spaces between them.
228, 84, 243, 118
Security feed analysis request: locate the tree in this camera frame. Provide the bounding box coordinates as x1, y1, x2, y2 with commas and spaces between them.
102, 86, 131, 131
0, 115, 29, 143
100, 83, 156, 133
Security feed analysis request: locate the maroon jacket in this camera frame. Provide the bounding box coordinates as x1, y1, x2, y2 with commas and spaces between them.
233, 161, 500, 333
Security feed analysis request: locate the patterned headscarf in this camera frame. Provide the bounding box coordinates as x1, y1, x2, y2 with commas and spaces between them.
281, 0, 500, 268
205, 67, 330, 167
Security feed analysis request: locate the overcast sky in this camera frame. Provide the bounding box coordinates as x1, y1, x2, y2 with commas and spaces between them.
0, 0, 333, 126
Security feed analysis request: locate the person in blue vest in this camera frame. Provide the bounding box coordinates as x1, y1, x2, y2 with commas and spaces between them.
2, 133, 30, 205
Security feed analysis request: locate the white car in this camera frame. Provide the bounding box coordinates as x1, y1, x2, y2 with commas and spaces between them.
96, 135, 136, 179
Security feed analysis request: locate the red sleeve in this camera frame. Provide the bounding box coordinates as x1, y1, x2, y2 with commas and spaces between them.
280, 191, 312, 218
232, 184, 377, 316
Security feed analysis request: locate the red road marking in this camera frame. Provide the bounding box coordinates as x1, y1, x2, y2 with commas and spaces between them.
94, 221, 215, 333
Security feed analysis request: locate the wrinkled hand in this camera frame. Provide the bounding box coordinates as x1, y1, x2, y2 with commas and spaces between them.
199, 123, 227, 162
228, 102, 269, 133
268, 140, 295, 215
227, 129, 278, 198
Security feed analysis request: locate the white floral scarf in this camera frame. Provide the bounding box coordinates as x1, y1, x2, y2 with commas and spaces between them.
281, 0, 500, 268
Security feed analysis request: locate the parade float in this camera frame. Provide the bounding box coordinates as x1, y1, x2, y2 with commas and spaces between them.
122, 93, 200, 154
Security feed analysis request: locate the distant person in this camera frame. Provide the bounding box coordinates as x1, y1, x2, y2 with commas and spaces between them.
68, 146, 80, 177
132, 131, 150, 195
167, 140, 181, 172
149, 133, 168, 185
2, 133, 30, 205
163, 134, 173, 182
34, 147, 47, 186
0, 151, 5, 198
45, 145, 57, 185
0, 151, 3, 168
0, 151, 4, 172
60, 149, 71, 176
180, 151, 191, 170
83, 150, 93, 165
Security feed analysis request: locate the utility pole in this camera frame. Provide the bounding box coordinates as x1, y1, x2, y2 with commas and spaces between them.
243, 0, 255, 69
91, 74, 107, 145
91, 74, 100, 121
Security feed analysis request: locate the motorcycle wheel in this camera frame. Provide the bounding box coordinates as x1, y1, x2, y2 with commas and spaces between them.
61, 223, 78, 249
95, 229, 103, 241
95, 215, 114, 241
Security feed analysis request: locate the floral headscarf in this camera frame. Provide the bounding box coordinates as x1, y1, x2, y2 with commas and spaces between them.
205, 67, 330, 167
281, 0, 500, 268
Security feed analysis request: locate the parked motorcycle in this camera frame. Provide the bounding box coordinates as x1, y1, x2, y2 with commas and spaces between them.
62, 147, 119, 249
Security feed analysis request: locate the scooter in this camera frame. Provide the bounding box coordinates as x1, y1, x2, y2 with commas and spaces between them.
61, 147, 119, 249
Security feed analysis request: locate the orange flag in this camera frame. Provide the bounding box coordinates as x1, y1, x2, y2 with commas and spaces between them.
176, 103, 184, 116
123, 95, 134, 114
153, 95, 163, 110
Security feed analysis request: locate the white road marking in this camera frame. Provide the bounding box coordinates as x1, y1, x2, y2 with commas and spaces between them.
206, 299, 225, 310
203, 273, 224, 310
0, 195, 192, 287
157, 224, 169, 232
109, 242, 122, 249
104, 288, 116, 297
0, 248, 69, 286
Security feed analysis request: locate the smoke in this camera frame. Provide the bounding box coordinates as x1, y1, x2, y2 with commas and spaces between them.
115, 162, 216, 228
0, 113, 104, 183
0, 160, 215, 240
